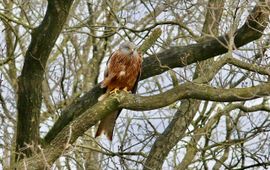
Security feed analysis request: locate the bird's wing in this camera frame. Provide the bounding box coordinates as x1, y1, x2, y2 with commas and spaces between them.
103, 51, 115, 79
132, 52, 143, 94
101, 51, 117, 88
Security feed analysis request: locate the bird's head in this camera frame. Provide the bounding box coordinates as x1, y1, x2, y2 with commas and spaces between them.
119, 41, 139, 57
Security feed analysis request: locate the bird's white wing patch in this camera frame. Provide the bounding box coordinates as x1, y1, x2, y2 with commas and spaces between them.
119, 71, 126, 76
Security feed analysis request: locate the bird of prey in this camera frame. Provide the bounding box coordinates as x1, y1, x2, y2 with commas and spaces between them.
95, 41, 143, 141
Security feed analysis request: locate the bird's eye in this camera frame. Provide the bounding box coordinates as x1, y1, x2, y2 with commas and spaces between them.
122, 46, 130, 51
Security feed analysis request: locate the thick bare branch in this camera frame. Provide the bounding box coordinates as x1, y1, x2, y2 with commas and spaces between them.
121, 82, 270, 110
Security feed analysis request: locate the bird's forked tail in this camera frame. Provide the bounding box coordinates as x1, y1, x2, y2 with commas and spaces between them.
95, 110, 120, 141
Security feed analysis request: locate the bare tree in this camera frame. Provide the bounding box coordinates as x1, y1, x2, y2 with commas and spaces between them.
0, 0, 270, 169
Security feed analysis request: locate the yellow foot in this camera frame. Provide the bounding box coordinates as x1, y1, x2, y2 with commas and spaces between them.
123, 87, 131, 93
110, 88, 120, 94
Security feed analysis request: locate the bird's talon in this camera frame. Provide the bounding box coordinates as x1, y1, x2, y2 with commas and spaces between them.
110, 88, 120, 94
123, 87, 131, 93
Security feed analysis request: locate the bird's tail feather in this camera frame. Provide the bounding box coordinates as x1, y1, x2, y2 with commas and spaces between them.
95, 110, 120, 141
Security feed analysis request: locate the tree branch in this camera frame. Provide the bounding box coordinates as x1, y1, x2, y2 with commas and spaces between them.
120, 82, 270, 110
227, 57, 270, 76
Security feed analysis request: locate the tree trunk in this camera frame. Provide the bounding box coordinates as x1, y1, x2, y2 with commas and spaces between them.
16, 0, 74, 160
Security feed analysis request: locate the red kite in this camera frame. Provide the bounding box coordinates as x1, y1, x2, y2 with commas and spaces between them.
95, 42, 143, 140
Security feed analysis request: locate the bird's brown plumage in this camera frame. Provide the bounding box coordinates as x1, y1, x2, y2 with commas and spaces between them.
95, 42, 142, 140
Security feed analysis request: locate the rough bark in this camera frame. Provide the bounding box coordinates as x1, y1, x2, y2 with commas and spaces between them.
16, 0, 74, 159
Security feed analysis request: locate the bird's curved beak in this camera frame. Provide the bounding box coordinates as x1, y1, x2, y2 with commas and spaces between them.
129, 49, 135, 55
132, 47, 138, 53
